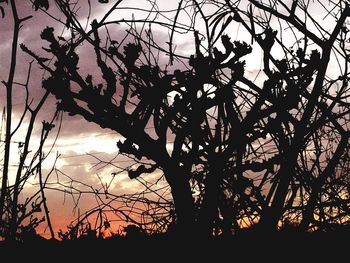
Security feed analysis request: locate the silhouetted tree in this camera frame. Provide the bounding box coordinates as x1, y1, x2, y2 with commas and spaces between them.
0, 0, 59, 241
25, 0, 350, 236
218, 0, 350, 233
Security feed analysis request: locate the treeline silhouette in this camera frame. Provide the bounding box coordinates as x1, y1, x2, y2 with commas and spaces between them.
1, 223, 350, 261
1, 0, 350, 243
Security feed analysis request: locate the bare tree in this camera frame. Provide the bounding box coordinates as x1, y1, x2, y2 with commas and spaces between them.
218, 0, 350, 232
0, 0, 59, 241
24, 0, 350, 237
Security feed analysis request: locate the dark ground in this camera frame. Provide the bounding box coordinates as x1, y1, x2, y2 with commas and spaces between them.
0, 228, 348, 261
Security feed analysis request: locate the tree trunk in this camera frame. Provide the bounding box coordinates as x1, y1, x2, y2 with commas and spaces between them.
259, 163, 295, 232
0, 0, 20, 233
198, 157, 222, 237
165, 166, 195, 236
198, 178, 220, 236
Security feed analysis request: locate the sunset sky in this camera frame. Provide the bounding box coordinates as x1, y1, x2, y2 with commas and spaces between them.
1, 0, 208, 238
0, 0, 344, 238
0, 0, 171, 237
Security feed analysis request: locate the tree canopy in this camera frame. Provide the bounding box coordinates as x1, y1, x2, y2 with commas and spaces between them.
2, 0, 350, 240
